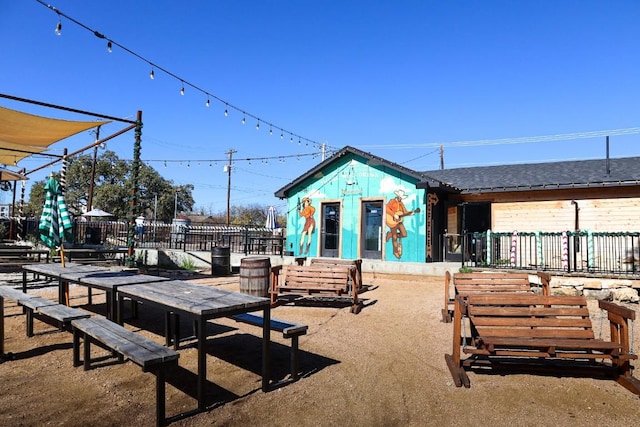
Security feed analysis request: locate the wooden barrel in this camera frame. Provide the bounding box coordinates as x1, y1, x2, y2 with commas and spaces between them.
239, 257, 271, 297
211, 246, 231, 276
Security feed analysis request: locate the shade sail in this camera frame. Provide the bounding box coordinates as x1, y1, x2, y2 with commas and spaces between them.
0, 167, 27, 181
0, 106, 109, 165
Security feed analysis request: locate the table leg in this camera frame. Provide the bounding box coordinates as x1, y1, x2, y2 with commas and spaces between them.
108, 290, 116, 321
0, 296, 4, 356
262, 306, 271, 392
197, 317, 206, 410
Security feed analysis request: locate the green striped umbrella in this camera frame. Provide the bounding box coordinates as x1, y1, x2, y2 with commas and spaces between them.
38, 177, 73, 251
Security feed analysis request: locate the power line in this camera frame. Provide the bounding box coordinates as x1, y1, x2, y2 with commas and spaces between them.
358, 127, 640, 150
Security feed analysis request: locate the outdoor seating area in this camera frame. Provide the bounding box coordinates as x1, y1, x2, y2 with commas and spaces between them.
445, 293, 640, 395
270, 261, 362, 313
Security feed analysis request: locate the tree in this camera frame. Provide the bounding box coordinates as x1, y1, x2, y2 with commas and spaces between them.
25, 150, 194, 222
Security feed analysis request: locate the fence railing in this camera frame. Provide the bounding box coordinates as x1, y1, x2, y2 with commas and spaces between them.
12, 218, 285, 256
463, 230, 640, 275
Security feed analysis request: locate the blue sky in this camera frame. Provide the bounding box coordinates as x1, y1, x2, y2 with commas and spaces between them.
2, 1, 640, 214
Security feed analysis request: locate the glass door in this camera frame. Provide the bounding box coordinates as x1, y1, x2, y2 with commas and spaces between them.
361, 201, 383, 259
321, 203, 340, 257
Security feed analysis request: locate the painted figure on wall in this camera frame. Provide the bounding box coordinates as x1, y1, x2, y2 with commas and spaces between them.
385, 189, 420, 259
299, 196, 316, 254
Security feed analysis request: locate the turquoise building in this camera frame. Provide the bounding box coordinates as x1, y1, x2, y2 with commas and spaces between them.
275, 146, 453, 262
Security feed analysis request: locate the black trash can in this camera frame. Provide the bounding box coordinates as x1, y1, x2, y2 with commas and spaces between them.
86, 227, 101, 244
211, 245, 231, 276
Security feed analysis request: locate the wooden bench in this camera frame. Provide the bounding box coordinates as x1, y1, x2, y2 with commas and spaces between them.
71, 316, 180, 427
445, 293, 640, 395
442, 271, 551, 322
232, 313, 308, 380
0, 285, 90, 356
271, 264, 362, 313
309, 258, 363, 291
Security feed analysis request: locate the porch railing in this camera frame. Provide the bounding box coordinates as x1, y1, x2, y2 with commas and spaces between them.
462, 230, 640, 275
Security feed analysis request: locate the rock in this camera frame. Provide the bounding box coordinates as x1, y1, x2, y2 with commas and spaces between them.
551, 287, 582, 297
611, 288, 639, 303
583, 289, 612, 300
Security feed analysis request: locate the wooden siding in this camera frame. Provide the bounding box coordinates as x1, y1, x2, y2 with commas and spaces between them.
492, 198, 640, 232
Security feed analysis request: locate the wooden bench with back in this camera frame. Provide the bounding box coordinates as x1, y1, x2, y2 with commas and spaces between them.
445, 293, 640, 395
309, 258, 363, 291
442, 271, 551, 322
270, 263, 361, 313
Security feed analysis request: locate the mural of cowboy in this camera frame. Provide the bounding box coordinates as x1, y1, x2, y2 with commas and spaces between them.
385, 189, 420, 259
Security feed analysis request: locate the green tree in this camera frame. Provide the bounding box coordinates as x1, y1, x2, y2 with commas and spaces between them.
25, 150, 194, 222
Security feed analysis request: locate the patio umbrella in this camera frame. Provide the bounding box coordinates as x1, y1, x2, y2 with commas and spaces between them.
39, 176, 73, 267
265, 206, 278, 231
81, 208, 114, 218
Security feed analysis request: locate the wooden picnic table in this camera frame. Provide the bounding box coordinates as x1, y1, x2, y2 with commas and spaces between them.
60, 247, 129, 265
21, 263, 169, 320
116, 280, 271, 411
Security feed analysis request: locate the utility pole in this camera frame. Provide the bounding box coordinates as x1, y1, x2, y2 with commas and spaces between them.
87, 125, 101, 211
225, 149, 236, 226
439, 145, 444, 170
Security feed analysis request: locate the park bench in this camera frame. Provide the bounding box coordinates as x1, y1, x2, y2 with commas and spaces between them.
309, 258, 363, 291
71, 316, 180, 427
271, 264, 362, 313
445, 293, 640, 395
231, 312, 308, 381
442, 271, 551, 322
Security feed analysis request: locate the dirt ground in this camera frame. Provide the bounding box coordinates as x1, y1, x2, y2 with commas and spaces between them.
1, 269, 639, 427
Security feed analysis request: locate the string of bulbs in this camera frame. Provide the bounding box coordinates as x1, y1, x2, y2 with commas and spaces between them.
141, 150, 336, 167
35, 0, 334, 152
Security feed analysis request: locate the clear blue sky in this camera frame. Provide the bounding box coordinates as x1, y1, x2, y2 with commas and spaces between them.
2, 1, 640, 214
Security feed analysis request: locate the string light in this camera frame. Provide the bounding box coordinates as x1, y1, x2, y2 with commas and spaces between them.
36, 1, 331, 151
256, 121, 260, 131
242, 116, 246, 125
205, 98, 210, 107
269, 127, 273, 136
54, 14, 62, 35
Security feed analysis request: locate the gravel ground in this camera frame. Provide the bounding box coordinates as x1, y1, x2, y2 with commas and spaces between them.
0, 269, 639, 427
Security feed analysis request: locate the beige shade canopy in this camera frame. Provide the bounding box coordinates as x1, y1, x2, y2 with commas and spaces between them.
0, 167, 27, 181
0, 106, 109, 166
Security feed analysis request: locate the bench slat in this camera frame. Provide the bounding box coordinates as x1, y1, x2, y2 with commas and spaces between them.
72, 317, 178, 369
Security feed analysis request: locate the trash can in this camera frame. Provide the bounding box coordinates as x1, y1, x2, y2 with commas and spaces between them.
86, 227, 101, 244
239, 257, 271, 297
211, 245, 231, 276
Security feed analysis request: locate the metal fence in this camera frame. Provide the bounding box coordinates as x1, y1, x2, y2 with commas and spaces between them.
463, 230, 640, 275
13, 217, 285, 256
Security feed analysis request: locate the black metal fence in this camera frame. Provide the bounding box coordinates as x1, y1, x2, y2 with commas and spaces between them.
13, 217, 285, 256
463, 230, 640, 275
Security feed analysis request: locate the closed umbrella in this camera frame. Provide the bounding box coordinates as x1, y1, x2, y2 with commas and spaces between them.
265, 206, 278, 231
39, 176, 73, 265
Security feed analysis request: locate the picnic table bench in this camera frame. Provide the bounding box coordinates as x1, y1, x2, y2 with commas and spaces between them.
445, 293, 640, 395
0, 285, 89, 356
442, 271, 551, 322
270, 263, 362, 313
71, 316, 179, 427
0, 247, 50, 271
232, 313, 308, 381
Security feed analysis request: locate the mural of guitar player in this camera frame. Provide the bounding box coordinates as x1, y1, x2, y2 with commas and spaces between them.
385, 189, 421, 259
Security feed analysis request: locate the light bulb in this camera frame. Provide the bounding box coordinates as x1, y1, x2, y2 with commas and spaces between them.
242, 116, 246, 124
280, 132, 284, 139
107, 41, 112, 53
55, 21, 62, 36
269, 127, 273, 135
298, 139, 301, 145
224, 108, 228, 117
256, 122, 260, 131
205, 99, 210, 107
180, 83, 185, 95
149, 69, 155, 80
290, 137, 293, 143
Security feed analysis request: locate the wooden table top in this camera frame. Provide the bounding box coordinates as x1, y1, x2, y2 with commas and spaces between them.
117, 280, 270, 317
22, 263, 108, 277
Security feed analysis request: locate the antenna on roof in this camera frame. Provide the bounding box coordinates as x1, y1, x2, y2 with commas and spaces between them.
605, 136, 610, 175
